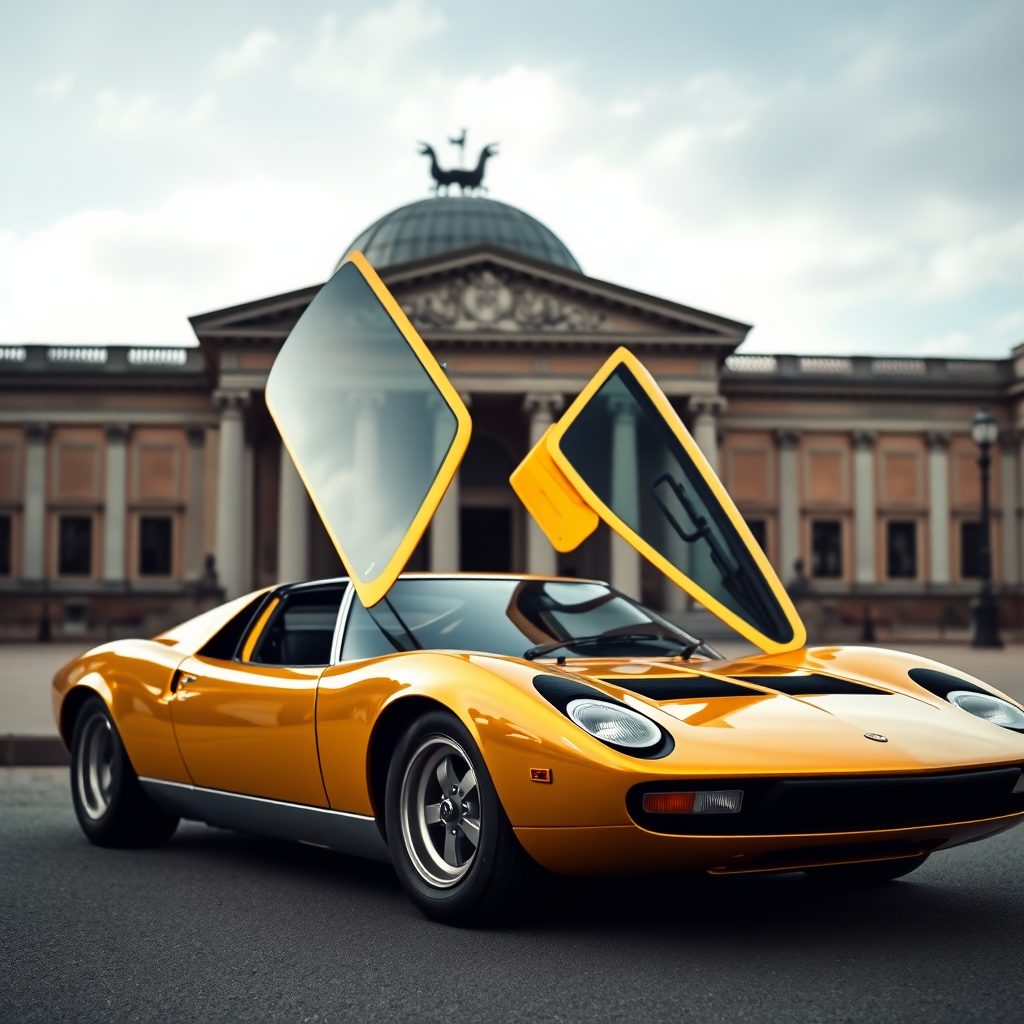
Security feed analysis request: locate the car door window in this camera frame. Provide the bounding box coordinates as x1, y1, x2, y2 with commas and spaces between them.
248, 585, 347, 666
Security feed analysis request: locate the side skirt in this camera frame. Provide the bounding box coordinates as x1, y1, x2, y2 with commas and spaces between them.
139, 778, 391, 864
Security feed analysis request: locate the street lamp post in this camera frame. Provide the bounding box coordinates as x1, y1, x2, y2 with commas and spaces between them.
970, 407, 1002, 648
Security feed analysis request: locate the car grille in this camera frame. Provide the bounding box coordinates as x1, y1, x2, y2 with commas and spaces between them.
627, 766, 1024, 836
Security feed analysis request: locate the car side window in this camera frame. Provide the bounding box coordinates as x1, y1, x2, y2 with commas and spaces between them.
339, 596, 399, 662
248, 585, 347, 667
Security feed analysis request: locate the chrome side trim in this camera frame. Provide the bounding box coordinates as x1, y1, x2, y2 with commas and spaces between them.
331, 584, 356, 666
139, 779, 391, 863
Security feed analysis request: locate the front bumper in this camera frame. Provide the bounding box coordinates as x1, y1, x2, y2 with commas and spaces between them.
514, 812, 1024, 875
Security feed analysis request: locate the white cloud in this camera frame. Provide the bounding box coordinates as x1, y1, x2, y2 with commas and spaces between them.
37, 74, 72, 100
991, 309, 1024, 336
917, 331, 976, 356
95, 90, 215, 136
0, 180, 347, 344
6, 2, 1024, 357
212, 30, 279, 78
292, 1, 445, 96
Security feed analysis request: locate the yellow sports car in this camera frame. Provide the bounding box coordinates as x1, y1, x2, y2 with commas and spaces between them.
53, 255, 1024, 924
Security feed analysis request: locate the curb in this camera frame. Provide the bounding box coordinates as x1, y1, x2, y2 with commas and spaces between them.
1, 736, 70, 766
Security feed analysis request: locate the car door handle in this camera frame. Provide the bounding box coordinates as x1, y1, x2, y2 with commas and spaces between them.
171, 672, 197, 694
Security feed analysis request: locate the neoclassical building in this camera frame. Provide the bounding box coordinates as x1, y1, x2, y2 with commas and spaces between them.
2, 195, 1022, 641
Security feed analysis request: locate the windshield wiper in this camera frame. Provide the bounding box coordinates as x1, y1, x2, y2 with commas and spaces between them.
366, 596, 424, 653
650, 472, 778, 634
523, 631, 702, 662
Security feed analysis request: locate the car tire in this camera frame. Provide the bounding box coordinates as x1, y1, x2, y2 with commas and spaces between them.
385, 710, 537, 925
807, 853, 930, 885
70, 695, 180, 847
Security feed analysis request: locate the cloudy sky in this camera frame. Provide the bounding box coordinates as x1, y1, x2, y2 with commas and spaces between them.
1, 0, 1022, 355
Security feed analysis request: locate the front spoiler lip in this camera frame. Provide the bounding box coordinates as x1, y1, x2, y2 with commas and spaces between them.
512, 811, 1024, 876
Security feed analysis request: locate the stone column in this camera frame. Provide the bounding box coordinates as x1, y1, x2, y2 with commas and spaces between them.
523, 393, 565, 575
1018, 431, 1024, 590
688, 397, 726, 475
430, 393, 469, 573
662, 443, 690, 614
775, 429, 801, 584
102, 424, 129, 582
214, 390, 249, 599
852, 431, 876, 585
243, 443, 255, 592
927, 432, 951, 584
1000, 434, 1019, 585
277, 442, 310, 584
22, 424, 48, 581
610, 396, 642, 599
184, 427, 206, 581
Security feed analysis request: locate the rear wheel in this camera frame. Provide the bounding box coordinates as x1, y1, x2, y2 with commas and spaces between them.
807, 853, 929, 885
70, 696, 179, 847
385, 710, 536, 925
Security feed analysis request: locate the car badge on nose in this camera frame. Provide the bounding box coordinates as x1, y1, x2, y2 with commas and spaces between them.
864, 732, 888, 743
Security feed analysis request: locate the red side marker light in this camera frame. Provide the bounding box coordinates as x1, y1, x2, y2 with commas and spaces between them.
644, 792, 695, 813
530, 768, 552, 783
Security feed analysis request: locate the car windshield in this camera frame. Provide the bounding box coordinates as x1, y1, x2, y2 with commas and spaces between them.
340, 577, 720, 661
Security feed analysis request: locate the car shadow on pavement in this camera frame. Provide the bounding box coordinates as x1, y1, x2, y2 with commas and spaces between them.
158, 815, 1023, 951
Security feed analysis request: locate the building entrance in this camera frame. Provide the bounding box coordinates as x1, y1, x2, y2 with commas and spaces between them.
460, 508, 512, 572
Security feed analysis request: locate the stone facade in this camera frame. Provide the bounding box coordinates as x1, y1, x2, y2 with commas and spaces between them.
2, 243, 1022, 643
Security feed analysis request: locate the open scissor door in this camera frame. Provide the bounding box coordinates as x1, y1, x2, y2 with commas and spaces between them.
266, 252, 471, 607
511, 348, 805, 653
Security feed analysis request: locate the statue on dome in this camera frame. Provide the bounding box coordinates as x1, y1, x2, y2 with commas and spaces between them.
418, 139, 498, 196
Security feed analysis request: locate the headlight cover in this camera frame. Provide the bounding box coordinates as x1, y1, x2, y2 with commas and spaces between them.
566, 698, 662, 749
948, 690, 1024, 731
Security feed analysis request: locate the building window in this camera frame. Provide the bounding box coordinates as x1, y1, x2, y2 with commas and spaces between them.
745, 518, 767, 553
59, 516, 93, 576
961, 522, 984, 579
811, 521, 842, 578
0, 514, 10, 575
887, 521, 917, 579
139, 516, 173, 576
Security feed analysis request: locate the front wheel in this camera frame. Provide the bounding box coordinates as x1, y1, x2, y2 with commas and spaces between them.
70, 695, 180, 847
385, 710, 536, 925
807, 853, 930, 885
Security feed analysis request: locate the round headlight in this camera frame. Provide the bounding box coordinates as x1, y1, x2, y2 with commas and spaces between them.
948, 690, 1024, 730
566, 698, 662, 749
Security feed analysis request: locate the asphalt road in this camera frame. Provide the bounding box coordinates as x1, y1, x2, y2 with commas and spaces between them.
3, 768, 1024, 1024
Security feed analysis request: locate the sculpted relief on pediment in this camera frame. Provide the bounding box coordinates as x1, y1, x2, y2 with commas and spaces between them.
398, 269, 609, 333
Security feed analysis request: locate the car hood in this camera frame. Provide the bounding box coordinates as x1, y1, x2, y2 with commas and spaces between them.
529, 646, 1024, 776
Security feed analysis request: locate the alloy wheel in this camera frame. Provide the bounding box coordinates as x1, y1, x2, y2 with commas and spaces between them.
399, 736, 481, 887
76, 710, 114, 820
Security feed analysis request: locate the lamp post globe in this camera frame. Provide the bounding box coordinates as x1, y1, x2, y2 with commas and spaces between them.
970, 407, 1002, 648
971, 408, 999, 447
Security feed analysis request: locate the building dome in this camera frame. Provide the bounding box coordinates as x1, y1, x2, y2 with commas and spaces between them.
336, 196, 581, 274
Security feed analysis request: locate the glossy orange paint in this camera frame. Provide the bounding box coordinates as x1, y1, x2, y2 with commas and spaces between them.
53, 601, 1024, 877
514, 814, 1021, 876
170, 655, 328, 807
52, 639, 191, 784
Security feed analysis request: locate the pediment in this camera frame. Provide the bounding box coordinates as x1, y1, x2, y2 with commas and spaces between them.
190, 284, 322, 345
190, 244, 751, 354
382, 245, 750, 345
395, 267, 612, 334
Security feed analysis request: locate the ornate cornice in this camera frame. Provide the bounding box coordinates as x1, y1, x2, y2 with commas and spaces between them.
402, 268, 609, 334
